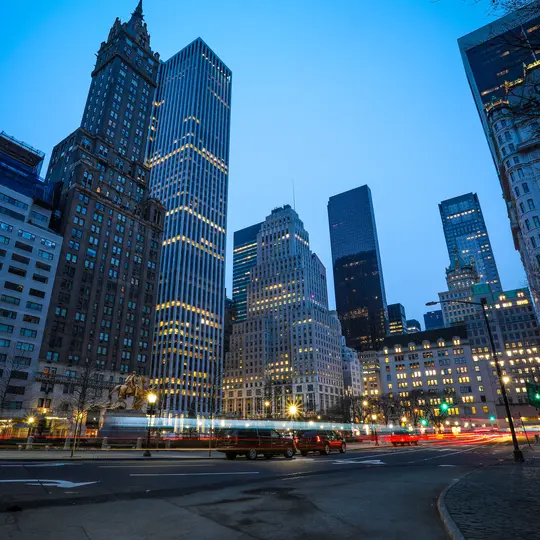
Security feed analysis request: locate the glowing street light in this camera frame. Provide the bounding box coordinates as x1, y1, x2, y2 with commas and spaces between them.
288, 404, 298, 418
362, 400, 368, 407
401, 416, 407, 423
144, 392, 158, 457
502, 376, 510, 384
147, 392, 158, 405
264, 400, 270, 408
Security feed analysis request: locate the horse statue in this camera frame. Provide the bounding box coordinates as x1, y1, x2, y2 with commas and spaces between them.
108, 372, 149, 411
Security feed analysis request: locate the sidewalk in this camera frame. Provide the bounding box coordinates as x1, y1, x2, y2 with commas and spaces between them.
441, 448, 540, 539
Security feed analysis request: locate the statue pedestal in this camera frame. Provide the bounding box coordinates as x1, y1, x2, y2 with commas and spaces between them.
99, 409, 149, 440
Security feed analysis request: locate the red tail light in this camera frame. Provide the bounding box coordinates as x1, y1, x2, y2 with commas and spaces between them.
316, 435, 321, 443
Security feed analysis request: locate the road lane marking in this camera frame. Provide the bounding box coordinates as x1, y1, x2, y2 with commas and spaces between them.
0, 463, 76, 468
130, 472, 260, 477
99, 463, 215, 468
405, 444, 486, 464
0, 479, 98, 488
438, 465, 457, 467
333, 459, 385, 465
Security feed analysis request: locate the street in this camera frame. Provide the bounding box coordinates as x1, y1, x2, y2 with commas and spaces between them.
0, 440, 512, 539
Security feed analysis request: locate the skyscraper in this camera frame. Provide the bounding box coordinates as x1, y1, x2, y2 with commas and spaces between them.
459, 4, 540, 305
406, 319, 421, 333
439, 193, 501, 293
458, 2, 540, 161
423, 310, 444, 331
232, 222, 262, 322
40, 2, 164, 413
147, 38, 232, 415
328, 185, 388, 351
387, 303, 407, 335
223, 205, 343, 417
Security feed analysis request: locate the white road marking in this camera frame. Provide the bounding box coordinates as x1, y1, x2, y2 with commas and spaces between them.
333, 459, 385, 465
0, 479, 98, 488
99, 463, 215, 468
0, 463, 73, 468
130, 471, 260, 477
405, 444, 486, 464
438, 465, 457, 467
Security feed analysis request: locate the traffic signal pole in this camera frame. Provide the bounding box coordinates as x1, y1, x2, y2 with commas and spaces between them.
481, 299, 524, 463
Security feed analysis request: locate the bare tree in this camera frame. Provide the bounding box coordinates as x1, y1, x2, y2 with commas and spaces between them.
59, 358, 112, 456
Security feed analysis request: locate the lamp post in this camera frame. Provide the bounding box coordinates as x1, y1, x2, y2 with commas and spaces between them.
143, 392, 157, 458
264, 400, 271, 419
426, 299, 524, 462
371, 413, 379, 446
27, 416, 35, 437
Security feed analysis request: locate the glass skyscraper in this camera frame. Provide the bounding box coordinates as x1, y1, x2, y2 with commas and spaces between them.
328, 185, 388, 351
232, 222, 262, 322
388, 303, 407, 335
439, 193, 501, 293
147, 38, 232, 415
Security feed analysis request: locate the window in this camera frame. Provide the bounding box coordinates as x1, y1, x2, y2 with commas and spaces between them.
0, 309, 16, 320
15, 241, 32, 252
32, 274, 48, 284
17, 341, 34, 352
0, 235, 10, 245
8, 266, 26, 277
18, 230, 35, 241
26, 301, 43, 312
528, 199, 535, 210
38, 250, 54, 260
0, 323, 14, 333
1, 295, 20, 306
12, 253, 29, 265
30, 211, 48, 225
29, 288, 45, 299
36, 261, 51, 271
5, 281, 23, 293
523, 182, 530, 193
41, 238, 56, 249
23, 314, 40, 324
0, 194, 28, 210
20, 328, 37, 338
0, 338, 11, 347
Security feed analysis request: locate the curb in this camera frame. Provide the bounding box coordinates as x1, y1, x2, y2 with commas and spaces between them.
437, 476, 466, 540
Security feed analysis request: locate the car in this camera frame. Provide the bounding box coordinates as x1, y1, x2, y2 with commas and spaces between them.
295, 430, 346, 456
388, 429, 419, 446
215, 428, 296, 460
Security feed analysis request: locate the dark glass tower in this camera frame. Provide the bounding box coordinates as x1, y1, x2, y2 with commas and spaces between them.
328, 185, 388, 351
147, 38, 232, 415
439, 193, 501, 293
41, 2, 164, 386
388, 303, 407, 335
232, 222, 262, 322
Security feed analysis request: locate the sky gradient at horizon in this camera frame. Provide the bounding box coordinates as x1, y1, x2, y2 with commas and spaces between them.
0, 0, 525, 326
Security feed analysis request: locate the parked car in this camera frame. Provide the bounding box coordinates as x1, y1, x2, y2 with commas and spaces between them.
295, 430, 346, 456
388, 429, 419, 446
216, 428, 296, 460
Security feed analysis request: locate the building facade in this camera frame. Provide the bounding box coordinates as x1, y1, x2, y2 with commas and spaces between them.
0, 185, 62, 419
439, 251, 480, 327
232, 222, 262, 322
341, 336, 362, 397
328, 185, 388, 351
464, 284, 540, 420
147, 37, 232, 415
358, 351, 380, 397
439, 193, 501, 293
39, 3, 164, 420
406, 319, 421, 333
485, 62, 540, 305
223, 206, 344, 418
388, 303, 407, 335
424, 310, 444, 331
379, 326, 497, 424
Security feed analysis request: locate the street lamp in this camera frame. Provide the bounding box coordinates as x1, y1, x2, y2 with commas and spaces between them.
27, 416, 35, 437
288, 404, 298, 418
426, 299, 524, 462
143, 392, 158, 458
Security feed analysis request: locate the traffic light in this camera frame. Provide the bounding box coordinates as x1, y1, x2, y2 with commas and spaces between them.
440, 402, 449, 412
420, 419, 428, 427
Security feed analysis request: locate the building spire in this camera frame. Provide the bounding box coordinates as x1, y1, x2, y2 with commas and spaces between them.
133, 0, 144, 18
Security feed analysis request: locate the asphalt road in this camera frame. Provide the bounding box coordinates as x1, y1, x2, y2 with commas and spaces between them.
0, 440, 508, 512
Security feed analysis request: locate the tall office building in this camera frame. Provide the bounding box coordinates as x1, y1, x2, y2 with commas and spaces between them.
388, 303, 407, 335
458, 2, 540, 161
328, 185, 388, 351
424, 310, 444, 331
459, 4, 540, 305
223, 205, 343, 417
148, 38, 232, 415
41, 3, 164, 415
0, 135, 62, 420
439, 193, 501, 293
232, 222, 262, 322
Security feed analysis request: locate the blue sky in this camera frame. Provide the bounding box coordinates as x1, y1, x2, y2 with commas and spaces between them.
0, 0, 525, 325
